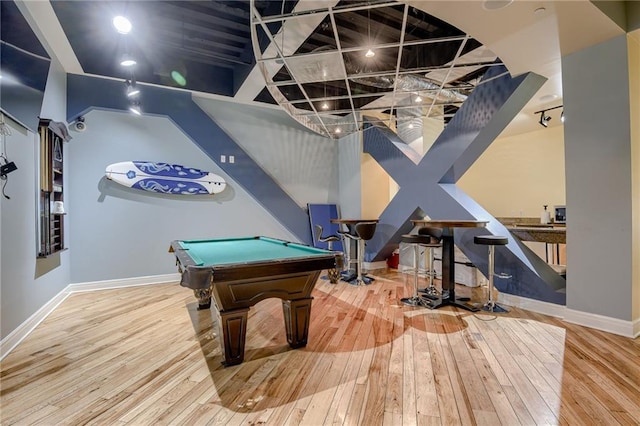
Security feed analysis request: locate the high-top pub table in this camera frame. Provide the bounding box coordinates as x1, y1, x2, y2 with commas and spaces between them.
411, 219, 488, 311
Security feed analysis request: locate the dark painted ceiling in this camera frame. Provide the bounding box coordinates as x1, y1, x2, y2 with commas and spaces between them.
48, 1, 499, 127
49, 1, 293, 98
3, 0, 505, 138
4, 1, 629, 137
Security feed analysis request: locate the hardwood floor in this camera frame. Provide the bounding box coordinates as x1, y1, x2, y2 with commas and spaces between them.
1, 269, 639, 425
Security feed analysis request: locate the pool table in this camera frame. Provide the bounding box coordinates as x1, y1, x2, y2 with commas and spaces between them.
169, 236, 342, 366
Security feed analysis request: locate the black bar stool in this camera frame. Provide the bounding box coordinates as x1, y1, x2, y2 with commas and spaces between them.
400, 234, 436, 306
314, 224, 341, 283
342, 222, 377, 285
474, 235, 510, 313
417, 227, 443, 299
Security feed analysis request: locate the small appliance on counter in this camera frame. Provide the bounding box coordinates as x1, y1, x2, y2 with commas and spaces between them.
554, 205, 566, 224
540, 205, 551, 224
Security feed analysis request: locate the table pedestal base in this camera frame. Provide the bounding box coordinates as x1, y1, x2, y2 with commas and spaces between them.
424, 296, 479, 312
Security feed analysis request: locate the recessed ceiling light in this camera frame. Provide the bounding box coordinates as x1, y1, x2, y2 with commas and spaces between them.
365, 49, 375, 58
335, 128, 341, 134
113, 16, 132, 34
415, 95, 422, 103
539, 94, 558, 102
321, 102, 329, 110
482, 0, 513, 11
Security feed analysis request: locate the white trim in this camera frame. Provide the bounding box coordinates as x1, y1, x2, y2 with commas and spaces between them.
497, 293, 566, 318
67, 273, 180, 293
498, 292, 639, 338
564, 308, 638, 338
365, 261, 388, 271
0, 274, 179, 361
0, 287, 71, 361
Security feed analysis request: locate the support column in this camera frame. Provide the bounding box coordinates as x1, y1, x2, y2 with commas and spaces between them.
561, 34, 639, 336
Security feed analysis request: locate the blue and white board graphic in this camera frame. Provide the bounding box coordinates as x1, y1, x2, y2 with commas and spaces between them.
105, 161, 226, 195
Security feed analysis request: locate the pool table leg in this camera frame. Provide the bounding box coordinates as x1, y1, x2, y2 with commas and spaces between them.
192, 287, 212, 310
282, 298, 313, 348
216, 307, 250, 366
327, 267, 340, 284
326, 253, 344, 284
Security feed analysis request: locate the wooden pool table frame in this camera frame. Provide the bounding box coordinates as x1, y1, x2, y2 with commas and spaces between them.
169, 236, 342, 366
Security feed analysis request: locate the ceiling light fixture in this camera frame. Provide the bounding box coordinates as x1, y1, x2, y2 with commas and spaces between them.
120, 54, 137, 67
321, 82, 329, 110
539, 112, 551, 127
129, 100, 142, 116
415, 94, 422, 103
113, 16, 132, 34
482, 0, 514, 11
365, 8, 374, 58
125, 79, 140, 98
535, 105, 563, 128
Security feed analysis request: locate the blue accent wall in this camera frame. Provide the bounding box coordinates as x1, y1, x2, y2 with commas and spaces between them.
362, 66, 567, 305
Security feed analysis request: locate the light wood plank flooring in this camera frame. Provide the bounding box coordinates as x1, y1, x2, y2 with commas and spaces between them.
1, 269, 639, 425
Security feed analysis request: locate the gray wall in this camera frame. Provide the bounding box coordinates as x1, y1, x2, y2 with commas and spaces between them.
562, 34, 634, 321
195, 97, 339, 207
67, 101, 339, 284
337, 130, 362, 218
1, 61, 69, 339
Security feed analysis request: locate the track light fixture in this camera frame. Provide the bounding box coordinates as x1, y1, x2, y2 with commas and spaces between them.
120, 54, 137, 67
125, 79, 140, 98
539, 111, 551, 127
129, 100, 142, 115
535, 105, 563, 128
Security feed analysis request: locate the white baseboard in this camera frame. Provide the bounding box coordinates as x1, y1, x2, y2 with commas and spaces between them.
0, 274, 180, 361
498, 293, 639, 338
66, 273, 180, 293
0, 287, 72, 361
365, 261, 388, 271
497, 293, 566, 319
564, 308, 639, 338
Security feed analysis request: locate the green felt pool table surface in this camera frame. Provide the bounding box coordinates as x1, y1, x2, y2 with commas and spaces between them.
176, 236, 334, 267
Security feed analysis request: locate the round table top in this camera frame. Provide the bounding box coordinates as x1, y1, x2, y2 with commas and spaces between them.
330, 218, 379, 225
411, 219, 488, 228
